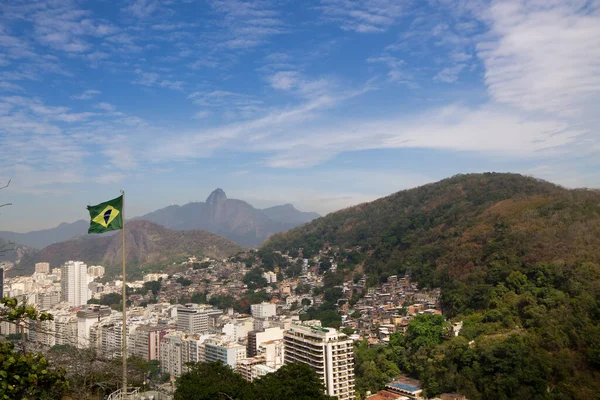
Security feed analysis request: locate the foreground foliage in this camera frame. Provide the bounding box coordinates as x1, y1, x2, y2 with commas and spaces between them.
175, 362, 335, 400
0, 297, 68, 400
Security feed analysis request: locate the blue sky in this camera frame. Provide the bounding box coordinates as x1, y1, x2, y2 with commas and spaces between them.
1, 0, 599, 232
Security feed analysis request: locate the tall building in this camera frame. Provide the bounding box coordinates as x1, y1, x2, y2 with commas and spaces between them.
131, 325, 172, 361
76, 306, 111, 348
35, 262, 50, 274
247, 327, 284, 357
176, 304, 220, 334
0, 267, 4, 299
251, 302, 277, 319
61, 261, 90, 306
38, 291, 61, 309
87, 265, 105, 278
204, 337, 247, 368
159, 332, 208, 378
284, 324, 355, 400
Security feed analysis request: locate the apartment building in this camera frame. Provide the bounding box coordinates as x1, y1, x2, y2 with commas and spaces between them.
251, 302, 276, 319
61, 261, 90, 306
76, 306, 111, 348
204, 337, 247, 368
35, 262, 50, 274
247, 327, 284, 357
38, 291, 61, 309
130, 324, 172, 361
87, 265, 105, 278
54, 313, 78, 346
176, 304, 220, 334
284, 324, 355, 400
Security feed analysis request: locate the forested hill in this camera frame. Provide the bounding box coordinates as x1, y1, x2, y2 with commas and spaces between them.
264, 173, 600, 398
265, 173, 600, 287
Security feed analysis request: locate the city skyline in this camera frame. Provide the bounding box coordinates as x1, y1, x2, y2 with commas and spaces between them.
1, 0, 599, 231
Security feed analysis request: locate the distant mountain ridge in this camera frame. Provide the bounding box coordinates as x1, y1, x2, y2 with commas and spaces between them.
262, 204, 321, 224
13, 220, 242, 277
0, 190, 320, 249
0, 220, 89, 249
137, 189, 320, 247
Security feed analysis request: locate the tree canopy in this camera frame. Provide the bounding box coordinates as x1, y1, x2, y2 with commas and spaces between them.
174, 362, 335, 400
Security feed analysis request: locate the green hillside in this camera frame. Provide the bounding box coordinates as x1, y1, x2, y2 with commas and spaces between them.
264, 173, 600, 398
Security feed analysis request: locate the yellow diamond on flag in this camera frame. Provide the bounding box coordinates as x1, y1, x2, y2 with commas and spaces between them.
92, 205, 120, 228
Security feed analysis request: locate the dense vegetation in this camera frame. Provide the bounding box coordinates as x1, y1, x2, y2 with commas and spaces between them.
265, 173, 600, 398
0, 298, 68, 399
175, 362, 334, 400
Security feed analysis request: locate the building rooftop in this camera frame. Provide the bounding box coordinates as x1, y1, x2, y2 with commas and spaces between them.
386, 376, 422, 394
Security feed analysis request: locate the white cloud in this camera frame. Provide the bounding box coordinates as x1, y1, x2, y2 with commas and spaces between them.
209, 0, 285, 49
132, 69, 160, 85
159, 80, 185, 91
319, 0, 404, 33
193, 110, 212, 119
188, 90, 263, 110
123, 0, 160, 19
71, 89, 101, 100
94, 102, 116, 111
95, 172, 126, 184
367, 55, 413, 84
132, 69, 185, 90
269, 71, 300, 90
477, 0, 600, 116
434, 64, 466, 83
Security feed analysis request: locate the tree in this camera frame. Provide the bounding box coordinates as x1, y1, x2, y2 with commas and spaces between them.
174, 362, 253, 400
0, 341, 69, 400
0, 298, 68, 399
243, 268, 268, 290
405, 314, 448, 351
191, 292, 207, 304
143, 280, 161, 295
253, 363, 335, 400
98, 293, 122, 309
176, 277, 192, 287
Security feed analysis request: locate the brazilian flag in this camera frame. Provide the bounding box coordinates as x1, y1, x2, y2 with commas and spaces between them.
87, 195, 123, 234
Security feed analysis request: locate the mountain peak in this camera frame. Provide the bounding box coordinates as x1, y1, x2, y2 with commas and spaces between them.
206, 188, 227, 205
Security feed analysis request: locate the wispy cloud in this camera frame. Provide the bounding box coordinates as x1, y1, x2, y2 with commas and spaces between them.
209, 0, 285, 49
132, 69, 185, 90
367, 55, 415, 84
434, 64, 466, 83
72, 90, 101, 100
187, 90, 263, 118
94, 102, 115, 112
318, 0, 404, 33
477, 0, 600, 116
122, 0, 160, 19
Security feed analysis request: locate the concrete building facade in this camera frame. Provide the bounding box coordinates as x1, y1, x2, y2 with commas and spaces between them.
35, 262, 50, 274
176, 305, 220, 334
61, 261, 90, 306
284, 324, 355, 400
251, 302, 276, 319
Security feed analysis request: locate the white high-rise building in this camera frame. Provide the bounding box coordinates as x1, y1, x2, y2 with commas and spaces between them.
61, 261, 91, 306
204, 337, 247, 368
251, 302, 276, 319
284, 324, 355, 400
176, 304, 220, 334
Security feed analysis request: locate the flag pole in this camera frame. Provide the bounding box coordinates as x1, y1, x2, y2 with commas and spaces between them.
121, 189, 127, 397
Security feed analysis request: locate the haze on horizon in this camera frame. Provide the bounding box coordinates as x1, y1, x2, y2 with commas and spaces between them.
0, 0, 599, 232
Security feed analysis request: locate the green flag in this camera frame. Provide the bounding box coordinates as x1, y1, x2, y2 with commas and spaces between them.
87, 195, 123, 234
